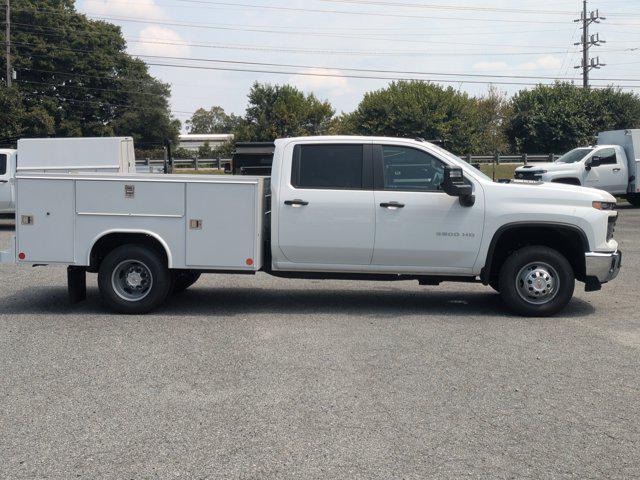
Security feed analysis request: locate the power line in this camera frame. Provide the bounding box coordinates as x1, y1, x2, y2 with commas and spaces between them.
10, 39, 587, 58
143, 60, 640, 89
9, 21, 575, 49
7, 2, 575, 25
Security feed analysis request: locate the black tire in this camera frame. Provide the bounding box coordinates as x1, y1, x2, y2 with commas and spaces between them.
499, 246, 575, 317
626, 193, 640, 207
98, 245, 172, 314
489, 279, 501, 292
172, 270, 201, 294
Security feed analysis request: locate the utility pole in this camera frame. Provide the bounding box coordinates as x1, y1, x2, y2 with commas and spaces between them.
5, 0, 11, 87
574, 0, 606, 88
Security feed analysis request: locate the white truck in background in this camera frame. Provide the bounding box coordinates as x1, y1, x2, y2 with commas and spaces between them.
514, 129, 640, 205
0, 136, 622, 317
0, 137, 137, 214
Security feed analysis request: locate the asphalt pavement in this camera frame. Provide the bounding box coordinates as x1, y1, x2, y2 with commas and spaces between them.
0, 209, 638, 479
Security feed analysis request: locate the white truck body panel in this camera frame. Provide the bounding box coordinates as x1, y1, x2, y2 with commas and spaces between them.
14, 173, 267, 271
1, 137, 137, 214
16, 137, 136, 173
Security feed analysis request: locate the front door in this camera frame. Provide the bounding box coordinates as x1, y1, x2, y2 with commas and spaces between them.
586, 148, 627, 193
372, 144, 484, 271
277, 143, 375, 266
0, 153, 12, 212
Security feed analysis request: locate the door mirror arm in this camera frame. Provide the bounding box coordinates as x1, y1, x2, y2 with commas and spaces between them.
442, 167, 475, 207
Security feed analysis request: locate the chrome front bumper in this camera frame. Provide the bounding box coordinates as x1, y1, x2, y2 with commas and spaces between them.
585, 250, 622, 284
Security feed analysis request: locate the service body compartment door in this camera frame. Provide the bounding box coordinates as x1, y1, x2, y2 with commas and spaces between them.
17, 179, 75, 263
186, 182, 261, 269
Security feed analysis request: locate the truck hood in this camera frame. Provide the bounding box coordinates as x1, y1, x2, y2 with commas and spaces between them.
494, 179, 616, 205
514, 162, 576, 175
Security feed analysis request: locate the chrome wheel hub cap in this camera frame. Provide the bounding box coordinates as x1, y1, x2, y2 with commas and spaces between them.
516, 262, 559, 305
112, 260, 153, 302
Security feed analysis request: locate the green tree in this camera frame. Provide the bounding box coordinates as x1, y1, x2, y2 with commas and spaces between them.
0, 0, 179, 146
236, 82, 335, 141
347, 81, 482, 154
506, 82, 640, 153
475, 86, 510, 154
186, 106, 242, 134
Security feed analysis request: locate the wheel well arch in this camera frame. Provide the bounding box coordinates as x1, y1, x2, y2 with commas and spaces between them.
551, 177, 581, 186
481, 223, 589, 284
88, 230, 173, 270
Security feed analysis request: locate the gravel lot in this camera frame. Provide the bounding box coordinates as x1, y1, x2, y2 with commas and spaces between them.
0, 209, 638, 479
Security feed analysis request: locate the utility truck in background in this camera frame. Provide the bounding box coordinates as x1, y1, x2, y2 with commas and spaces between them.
0, 137, 137, 214
0, 136, 621, 317
514, 129, 640, 205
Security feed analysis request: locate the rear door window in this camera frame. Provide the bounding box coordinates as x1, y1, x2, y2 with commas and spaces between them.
292, 144, 364, 190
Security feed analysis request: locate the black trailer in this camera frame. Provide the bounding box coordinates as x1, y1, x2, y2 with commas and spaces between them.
226, 142, 275, 175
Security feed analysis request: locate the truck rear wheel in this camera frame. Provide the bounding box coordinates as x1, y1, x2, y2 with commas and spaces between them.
626, 193, 640, 207
499, 246, 575, 317
171, 270, 201, 294
98, 245, 171, 314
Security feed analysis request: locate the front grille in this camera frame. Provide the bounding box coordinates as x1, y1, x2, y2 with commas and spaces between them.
515, 171, 542, 181
607, 215, 617, 241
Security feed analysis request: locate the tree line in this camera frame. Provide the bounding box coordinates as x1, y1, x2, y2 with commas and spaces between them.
1, 1, 639, 158
186, 81, 640, 158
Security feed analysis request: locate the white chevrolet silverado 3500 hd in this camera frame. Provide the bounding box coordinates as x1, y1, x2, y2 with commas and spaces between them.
0, 136, 621, 317
514, 129, 640, 206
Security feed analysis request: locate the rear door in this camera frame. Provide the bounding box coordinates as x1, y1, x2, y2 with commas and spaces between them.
277, 143, 375, 265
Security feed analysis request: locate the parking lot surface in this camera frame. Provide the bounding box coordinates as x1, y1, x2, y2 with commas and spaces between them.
0, 209, 638, 479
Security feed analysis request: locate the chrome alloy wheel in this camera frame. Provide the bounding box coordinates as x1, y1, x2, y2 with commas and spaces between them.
111, 260, 154, 302
515, 262, 560, 305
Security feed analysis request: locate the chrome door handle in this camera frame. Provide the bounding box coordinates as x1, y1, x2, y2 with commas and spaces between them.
284, 199, 309, 207
380, 202, 405, 209
613, 168, 621, 172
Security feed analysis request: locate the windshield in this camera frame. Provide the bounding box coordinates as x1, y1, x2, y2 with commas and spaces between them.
555, 147, 594, 164
427, 142, 493, 182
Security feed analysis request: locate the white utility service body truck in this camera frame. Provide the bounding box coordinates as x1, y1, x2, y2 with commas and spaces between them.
1, 136, 621, 317
514, 129, 640, 205
0, 137, 137, 214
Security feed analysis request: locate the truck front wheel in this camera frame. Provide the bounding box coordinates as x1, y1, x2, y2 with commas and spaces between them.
499, 246, 575, 317
98, 245, 172, 314
626, 193, 640, 207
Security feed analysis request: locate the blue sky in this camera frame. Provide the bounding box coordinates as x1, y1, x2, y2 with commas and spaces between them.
76, 0, 640, 130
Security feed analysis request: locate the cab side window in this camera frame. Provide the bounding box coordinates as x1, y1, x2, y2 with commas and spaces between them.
596, 148, 617, 165
292, 144, 364, 190
0, 154, 6, 175
381, 146, 445, 191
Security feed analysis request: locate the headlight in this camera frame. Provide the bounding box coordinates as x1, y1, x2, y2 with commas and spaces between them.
592, 201, 617, 210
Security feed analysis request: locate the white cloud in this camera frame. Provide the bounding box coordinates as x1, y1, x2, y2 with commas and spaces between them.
472, 61, 510, 72
290, 68, 351, 97
131, 26, 191, 58
84, 0, 165, 19
474, 56, 563, 73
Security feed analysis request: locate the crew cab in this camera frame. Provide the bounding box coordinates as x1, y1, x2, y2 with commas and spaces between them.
514, 129, 640, 205
1, 136, 621, 317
